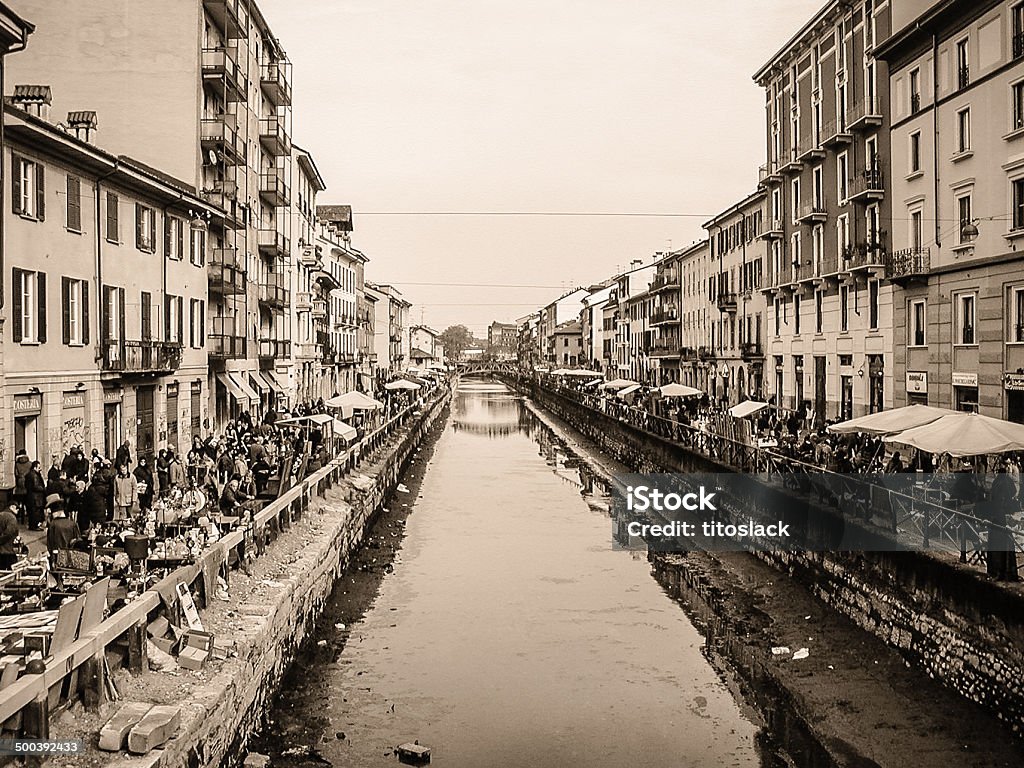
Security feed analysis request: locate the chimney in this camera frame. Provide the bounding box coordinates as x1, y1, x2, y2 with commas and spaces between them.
67, 111, 98, 143
10, 85, 52, 120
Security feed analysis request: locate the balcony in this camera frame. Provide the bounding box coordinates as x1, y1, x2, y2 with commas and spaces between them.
697, 346, 716, 362
200, 114, 245, 165
208, 248, 246, 295
259, 116, 291, 157
779, 149, 804, 176
849, 167, 884, 203
885, 247, 930, 282
822, 115, 852, 147
650, 273, 680, 293
740, 342, 763, 362
259, 169, 290, 207
796, 134, 825, 162
294, 291, 313, 311
201, 47, 246, 103
258, 338, 290, 360
203, 0, 245, 39
716, 291, 737, 313
102, 340, 182, 374
258, 274, 289, 309
649, 307, 679, 326
311, 299, 327, 319
298, 245, 321, 268
337, 352, 358, 365
796, 201, 828, 225
957, 64, 970, 91
294, 342, 319, 359
848, 96, 883, 132
649, 341, 681, 358
759, 161, 782, 186
261, 60, 293, 106
759, 218, 785, 241
680, 346, 696, 362
208, 317, 245, 359
257, 228, 290, 259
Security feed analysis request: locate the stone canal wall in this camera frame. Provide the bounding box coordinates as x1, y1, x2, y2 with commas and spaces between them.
79, 392, 451, 768
525, 381, 1024, 737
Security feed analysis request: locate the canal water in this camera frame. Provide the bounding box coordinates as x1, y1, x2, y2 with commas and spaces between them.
257, 379, 769, 767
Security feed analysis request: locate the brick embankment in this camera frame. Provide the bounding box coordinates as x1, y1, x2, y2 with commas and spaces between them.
521, 395, 1024, 767
46, 393, 450, 768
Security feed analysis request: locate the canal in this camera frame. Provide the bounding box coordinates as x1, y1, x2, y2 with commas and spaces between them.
254, 379, 770, 767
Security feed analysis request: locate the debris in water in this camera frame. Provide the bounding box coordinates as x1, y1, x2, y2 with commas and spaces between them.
397, 484, 410, 493
317, 640, 328, 647
770, 646, 791, 656
335, 623, 346, 630
792, 648, 810, 660
396, 741, 431, 763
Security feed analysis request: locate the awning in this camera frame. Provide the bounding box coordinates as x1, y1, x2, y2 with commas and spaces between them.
260, 371, 286, 396
313, 269, 340, 290
333, 419, 358, 441
385, 380, 420, 391
729, 400, 769, 419
617, 384, 642, 397
249, 372, 269, 394
217, 372, 253, 406
267, 369, 290, 395
228, 371, 260, 404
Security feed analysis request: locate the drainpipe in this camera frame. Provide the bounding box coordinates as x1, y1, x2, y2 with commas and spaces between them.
932, 32, 941, 248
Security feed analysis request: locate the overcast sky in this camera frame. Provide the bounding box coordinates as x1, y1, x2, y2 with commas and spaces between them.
259, 0, 817, 335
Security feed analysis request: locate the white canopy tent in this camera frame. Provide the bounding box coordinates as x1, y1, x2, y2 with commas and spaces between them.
660, 383, 703, 399
385, 379, 421, 391
601, 378, 640, 391
729, 400, 769, 419
828, 404, 956, 436
883, 411, 1024, 457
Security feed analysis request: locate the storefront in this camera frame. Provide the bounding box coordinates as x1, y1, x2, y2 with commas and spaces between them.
60, 390, 87, 456
906, 371, 928, 405
1006, 372, 1024, 424
166, 383, 179, 454
13, 392, 42, 462
868, 354, 884, 413
952, 372, 979, 413
103, 387, 123, 460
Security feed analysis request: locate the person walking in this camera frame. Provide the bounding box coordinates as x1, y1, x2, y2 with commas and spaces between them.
25, 460, 46, 531
134, 457, 154, 511
13, 449, 31, 522
113, 463, 138, 521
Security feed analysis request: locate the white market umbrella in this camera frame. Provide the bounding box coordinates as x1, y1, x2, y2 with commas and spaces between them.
729, 400, 769, 419
385, 380, 421, 391
883, 411, 1024, 457
660, 383, 704, 399
332, 418, 358, 441
562, 369, 603, 377
602, 378, 640, 391
828, 404, 956, 437
617, 384, 642, 397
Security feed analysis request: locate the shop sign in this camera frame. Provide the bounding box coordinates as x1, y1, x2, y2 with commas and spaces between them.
104, 388, 123, 403
952, 372, 978, 388
1006, 373, 1024, 391
13, 394, 41, 414
167, 383, 179, 397
906, 371, 928, 394
62, 392, 84, 409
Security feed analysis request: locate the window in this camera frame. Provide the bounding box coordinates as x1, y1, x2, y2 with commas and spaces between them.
102, 286, 125, 344
956, 293, 976, 345
837, 151, 849, 202
106, 192, 119, 243
837, 214, 850, 259
1014, 179, 1024, 231
61, 277, 89, 346
815, 290, 823, 334
1013, 287, 1024, 342
190, 298, 206, 348
910, 68, 921, 113
910, 300, 926, 346
956, 38, 969, 90
791, 178, 800, 224
164, 216, 185, 261
956, 107, 971, 153
12, 155, 44, 221
1015, 3, 1024, 59
12, 268, 46, 344
812, 225, 823, 274
774, 298, 781, 336
910, 208, 923, 250
840, 284, 850, 332
1014, 81, 1024, 130
791, 232, 801, 279
957, 193, 973, 244
165, 294, 183, 344
135, 204, 156, 253
909, 132, 921, 173
190, 228, 205, 267
794, 294, 801, 335
812, 166, 823, 208
869, 279, 878, 329
66, 175, 82, 232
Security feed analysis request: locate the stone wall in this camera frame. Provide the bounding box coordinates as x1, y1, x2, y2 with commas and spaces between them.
526, 381, 1024, 736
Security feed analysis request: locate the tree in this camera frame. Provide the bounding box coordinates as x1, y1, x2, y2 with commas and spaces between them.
439, 324, 474, 360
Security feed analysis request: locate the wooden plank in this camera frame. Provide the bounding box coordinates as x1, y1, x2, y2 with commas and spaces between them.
48, 594, 86, 709
99, 702, 151, 752
1, 660, 22, 731
79, 577, 111, 634
127, 705, 181, 754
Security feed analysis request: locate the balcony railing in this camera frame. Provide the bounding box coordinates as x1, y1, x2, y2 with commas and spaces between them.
257, 228, 290, 258
760, 218, 785, 241
650, 273, 680, 292
259, 117, 291, 157
259, 169, 290, 207
779, 148, 803, 175
201, 47, 246, 102
758, 161, 782, 185
649, 341, 681, 358
294, 291, 313, 311
649, 307, 679, 326
203, 0, 245, 39
311, 299, 328, 319
822, 115, 852, 146
1015, 31, 1024, 60
298, 245, 320, 268
697, 346, 716, 362
258, 338, 290, 359
261, 60, 293, 106
208, 248, 246, 295
848, 96, 883, 132
294, 342, 319, 359
259, 274, 290, 308
885, 247, 930, 281
849, 167, 884, 202
957, 64, 970, 91
740, 341, 763, 361
200, 179, 242, 225
200, 114, 244, 165
797, 201, 828, 224
102, 340, 182, 373
796, 133, 824, 161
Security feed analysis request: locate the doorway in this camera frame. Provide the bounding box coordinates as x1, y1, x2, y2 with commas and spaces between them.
136, 386, 155, 459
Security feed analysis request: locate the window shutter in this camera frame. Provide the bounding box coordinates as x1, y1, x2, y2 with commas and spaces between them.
35, 163, 44, 221
135, 205, 142, 249
102, 286, 111, 342
82, 280, 90, 345
141, 291, 151, 341
200, 300, 205, 346
37, 271, 46, 343
164, 215, 172, 259
62, 276, 71, 345
148, 210, 156, 252
66, 176, 81, 231
106, 192, 118, 242
189, 299, 195, 348
164, 294, 170, 341
118, 289, 126, 343
11, 156, 21, 215
177, 297, 183, 344
12, 268, 22, 342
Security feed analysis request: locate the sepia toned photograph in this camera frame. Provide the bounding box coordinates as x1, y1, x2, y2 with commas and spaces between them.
0, 1, 1022, 766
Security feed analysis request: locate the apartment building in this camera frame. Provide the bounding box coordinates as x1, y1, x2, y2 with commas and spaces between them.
3, 95, 220, 479
579, 283, 614, 373
410, 325, 441, 365
703, 190, 768, 404
755, 0, 894, 421
611, 261, 657, 379
540, 288, 587, 365
486, 321, 518, 360
8, 0, 297, 427
676, 240, 711, 392
648, 252, 683, 386
876, 0, 1024, 420
366, 283, 410, 375
314, 206, 364, 397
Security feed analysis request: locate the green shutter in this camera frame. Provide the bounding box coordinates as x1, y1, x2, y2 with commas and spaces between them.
37, 271, 46, 343
11, 155, 21, 215
62, 276, 70, 345
35, 163, 44, 221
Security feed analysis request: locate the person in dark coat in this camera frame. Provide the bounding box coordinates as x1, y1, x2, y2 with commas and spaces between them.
46, 500, 80, 554
982, 469, 1019, 581
24, 460, 46, 530
156, 450, 171, 498
133, 457, 154, 511
114, 441, 132, 470
13, 450, 31, 522
62, 447, 90, 483
0, 504, 19, 570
